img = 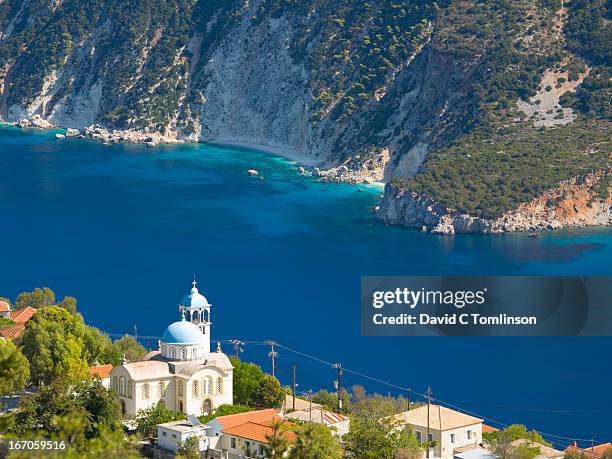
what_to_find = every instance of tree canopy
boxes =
[0,339,30,395]
[231,357,284,408]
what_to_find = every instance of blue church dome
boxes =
[161,315,206,344]
[180,280,210,309]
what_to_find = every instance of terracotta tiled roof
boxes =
[223,420,297,445]
[0,324,25,339]
[566,443,612,458]
[391,404,483,430]
[591,444,612,456]
[483,424,500,433]
[0,301,10,313]
[11,306,36,324]
[215,409,280,431]
[90,364,113,379]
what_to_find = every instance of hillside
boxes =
[0,0,609,233]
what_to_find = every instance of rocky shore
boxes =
[9,117,183,146]
[378,170,611,234]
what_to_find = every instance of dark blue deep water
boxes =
[0,127,610,441]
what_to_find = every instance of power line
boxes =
[272,341,604,445]
[101,329,604,445]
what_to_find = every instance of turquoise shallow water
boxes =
[0,127,610,439]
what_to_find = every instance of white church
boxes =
[110,280,233,417]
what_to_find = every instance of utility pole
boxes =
[334,363,343,413]
[292,365,297,412]
[229,339,244,361]
[307,390,313,422]
[266,340,277,378]
[426,387,432,459]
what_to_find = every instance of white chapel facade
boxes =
[110,280,233,417]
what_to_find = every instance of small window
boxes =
[171,348,176,358]
[178,380,184,396]
[158,381,164,398]
[216,377,223,394]
[415,431,422,442]
[162,431,167,436]
[172,434,177,439]
[428,433,433,442]
[467,430,473,440]
[181,348,187,360]
[142,383,150,399]
[192,380,199,397]
[231,437,236,449]
[450,433,456,443]
[127,380,133,398]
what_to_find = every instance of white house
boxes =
[110,280,233,417]
[157,419,210,453]
[391,404,483,459]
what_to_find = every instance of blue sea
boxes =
[0,127,610,441]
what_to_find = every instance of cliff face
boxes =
[379,171,611,234]
[0,0,480,180]
[0,0,609,233]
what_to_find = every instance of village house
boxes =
[89,364,113,389]
[205,409,296,457]
[391,404,483,459]
[157,417,210,453]
[565,442,612,459]
[0,305,37,340]
[110,280,233,417]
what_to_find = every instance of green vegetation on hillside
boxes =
[394,119,610,218]
[391,0,611,218]
[561,0,611,120]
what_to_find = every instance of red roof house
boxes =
[10,306,37,324]
[0,324,25,340]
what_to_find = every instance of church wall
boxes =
[183,369,233,416]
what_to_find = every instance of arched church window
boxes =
[203,310,209,322]
[216,377,223,394]
[158,381,164,398]
[181,348,187,360]
[207,377,213,395]
[112,376,118,392]
[171,348,176,359]
[192,380,199,398]
[127,381,133,398]
[192,348,198,359]
[119,376,126,396]
[142,383,150,400]
[178,380,184,397]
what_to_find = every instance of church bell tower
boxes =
[178,278,211,353]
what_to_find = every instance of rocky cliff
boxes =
[0,0,609,233]
[378,170,611,234]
